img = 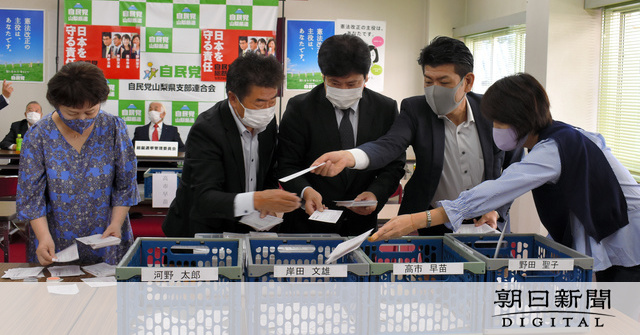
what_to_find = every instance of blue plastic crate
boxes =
[245,237,370,282]
[143,168,181,199]
[116,237,242,282]
[360,236,485,282]
[446,234,593,282]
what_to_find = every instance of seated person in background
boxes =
[1,101,43,150]
[277,34,405,236]
[162,53,301,237]
[1,79,13,111]
[132,102,185,183]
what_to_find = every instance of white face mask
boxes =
[325,85,363,110]
[26,112,41,125]
[148,110,163,124]
[238,101,276,129]
[424,78,466,116]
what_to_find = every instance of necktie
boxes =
[152,124,159,141]
[339,108,355,149]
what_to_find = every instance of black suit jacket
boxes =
[0,95,7,111]
[162,100,279,237]
[360,93,520,234]
[277,84,406,236]
[0,119,29,149]
[132,122,185,152]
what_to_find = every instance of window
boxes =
[464,25,526,94]
[598,4,640,181]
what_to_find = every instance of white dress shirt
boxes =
[148,121,163,140]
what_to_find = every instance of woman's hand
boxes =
[369,214,418,242]
[474,210,499,229]
[36,234,56,266]
[102,222,123,239]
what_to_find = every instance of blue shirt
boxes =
[439,129,640,271]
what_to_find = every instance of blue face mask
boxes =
[493,126,527,151]
[57,110,97,134]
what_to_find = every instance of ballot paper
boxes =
[52,243,79,263]
[81,276,117,288]
[454,224,500,234]
[76,234,121,249]
[309,209,343,223]
[239,212,283,231]
[278,162,326,183]
[47,284,79,295]
[2,267,44,280]
[48,265,85,277]
[335,200,378,207]
[82,263,116,277]
[325,228,374,264]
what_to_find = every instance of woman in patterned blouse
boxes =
[17,62,140,265]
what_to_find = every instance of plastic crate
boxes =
[116,238,243,335]
[116,237,242,282]
[446,233,594,282]
[245,237,370,282]
[143,168,181,199]
[360,236,485,282]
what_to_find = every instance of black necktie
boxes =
[339,108,355,149]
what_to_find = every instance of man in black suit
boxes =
[132,102,185,151]
[132,101,185,183]
[1,101,42,150]
[312,36,521,235]
[102,32,114,58]
[163,53,300,237]
[277,34,405,236]
[0,79,13,111]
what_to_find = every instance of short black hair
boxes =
[481,73,553,140]
[418,36,474,79]
[318,34,371,77]
[122,34,130,41]
[239,36,247,42]
[114,33,121,40]
[250,38,257,43]
[46,62,110,109]
[102,32,111,38]
[226,52,283,102]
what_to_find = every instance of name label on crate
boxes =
[135,140,178,157]
[392,263,464,275]
[140,267,219,281]
[508,259,574,271]
[273,265,348,278]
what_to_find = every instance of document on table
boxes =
[325,228,374,264]
[53,243,79,263]
[82,262,116,277]
[2,267,44,280]
[335,200,378,207]
[76,234,121,249]
[278,162,326,183]
[81,276,117,288]
[454,224,499,234]
[309,209,343,223]
[239,212,283,231]
[48,265,85,277]
[47,284,79,295]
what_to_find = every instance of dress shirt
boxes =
[439,129,640,271]
[148,122,163,140]
[350,99,483,208]
[229,102,267,217]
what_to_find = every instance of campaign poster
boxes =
[336,19,386,92]
[0,9,45,82]
[285,20,335,90]
[201,29,276,82]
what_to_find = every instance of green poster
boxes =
[226,5,252,30]
[119,100,145,125]
[200,1,226,4]
[107,79,119,100]
[65,0,92,25]
[146,28,173,53]
[119,1,146,27]
[174,4,199,28]
[253,0,278,6]
[172,102,199,126]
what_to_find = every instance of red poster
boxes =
[201,29,276,82]
[64,25,141,79]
